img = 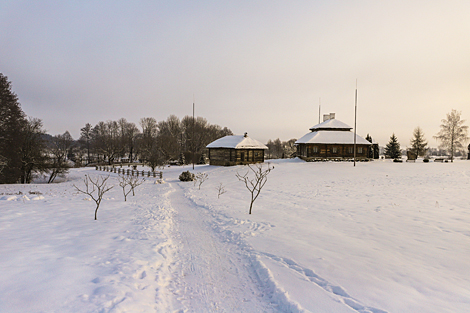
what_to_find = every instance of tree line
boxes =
[384,110,469,161]
[1,73,232,184]
[77,115,232,169]
[265,138,297,159]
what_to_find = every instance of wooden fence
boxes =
[96,166,162,179]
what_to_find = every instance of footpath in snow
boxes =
[166,182,277,312]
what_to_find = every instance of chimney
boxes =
[244,132,248,137]
[323,113,335,122]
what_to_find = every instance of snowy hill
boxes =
[1,159,469,312]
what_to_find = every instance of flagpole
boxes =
[192,95,195,170]
[354,80,357,167]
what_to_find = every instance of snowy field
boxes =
[1,159,469,313]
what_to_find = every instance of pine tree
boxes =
[410,127,428,157]
[178,152,186,165]
[0,73,27,183]
[385,133,401,159]
[365,134,374,158]
[365,134,380,159]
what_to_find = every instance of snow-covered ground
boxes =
[1,159,469,312]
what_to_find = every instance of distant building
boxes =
[295,113,371,161]
[206,133,268,166]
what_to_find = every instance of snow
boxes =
[309,118,353,131]
[206,135,268,149]
[295,130,371,145]
[1,160,470,312]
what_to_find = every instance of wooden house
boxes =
[206,133,268,166]
[295,113,371,161]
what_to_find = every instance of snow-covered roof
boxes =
[295,130,371,145]
[309,119,352,131]
[206,135,268,150]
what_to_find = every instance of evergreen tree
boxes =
[199,153,207,164]
[365,134,380,159]
[385,133,401,159]
[410,127,428,157]
[178,152,186,165]
[365,134,374,158]
[0,73,27,183]
[373,144,380,159]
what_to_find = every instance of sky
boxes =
[1,0,469,148]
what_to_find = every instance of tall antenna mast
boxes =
[318,98,321,124]
[353,79,358,167]
[192,94,195,170]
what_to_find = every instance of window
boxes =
[313,146,318,153]
[332,147,337,154]
[349,147,353,154]
[358,147,363,154]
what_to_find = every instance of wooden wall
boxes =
[208,148,265,166]
[296,143,371,161]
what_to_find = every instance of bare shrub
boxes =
[216,182,226,199]
[118,175,145,201]
[74,175,114,220]
[236,163,273,214]
[194,172,209,189]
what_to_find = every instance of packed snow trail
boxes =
[166,182,281,312]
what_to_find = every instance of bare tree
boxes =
[0,155,6,174]
[236,163,273,214]
[20,118,48,183]
[74,175,114,220]
[215,182,226,199]
[118,118,140,163]
[118,175,144,201]
[434,110,469,162]
[146,146,166,171]
[79,123,93,164]
[157,115,182,160]
[194,172,209,189]
[48,131,74,183]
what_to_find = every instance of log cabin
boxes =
[295,113,371,161]
[206,133,268,166]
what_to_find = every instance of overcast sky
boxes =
[1,0,469,148]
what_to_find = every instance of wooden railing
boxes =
[95,166,162,179]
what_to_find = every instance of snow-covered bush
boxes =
[179,171,195,182]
